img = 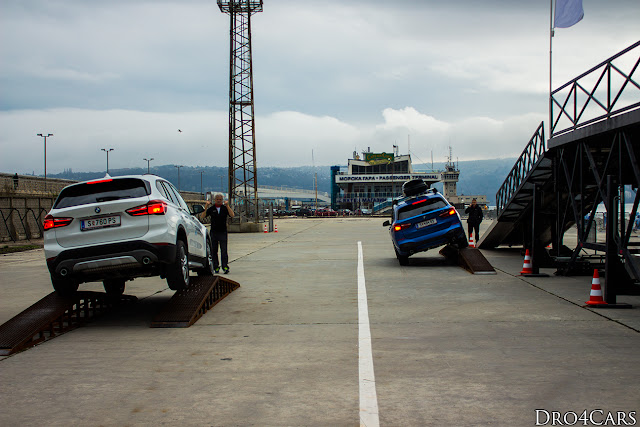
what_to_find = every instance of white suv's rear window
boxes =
[54,178,150,209]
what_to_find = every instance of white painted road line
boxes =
[358,241,380,427]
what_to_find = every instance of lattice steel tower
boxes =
[218,0,263,223]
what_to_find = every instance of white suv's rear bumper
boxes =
[46,239,178,284]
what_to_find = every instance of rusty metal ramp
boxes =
[151,276,240,328]
[0,292,137,356]
[440,245,496,275]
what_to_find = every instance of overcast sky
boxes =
[1,0,638,174]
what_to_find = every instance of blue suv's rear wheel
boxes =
[395,248,409,265]
[453,231,469,249]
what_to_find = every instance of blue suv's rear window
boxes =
[54,178,150,209]
[398,197,447,220]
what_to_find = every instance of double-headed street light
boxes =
[143,157,154,174]
[37,133,53,190]
[174,165,183,191]
[101,148,114,174]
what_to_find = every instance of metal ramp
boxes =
[0,276,240,355]
[0,292,137,356]
[439,245,496,275]
[151,276,240,328]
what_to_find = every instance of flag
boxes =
[554,0,584,28]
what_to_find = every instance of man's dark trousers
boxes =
[467,223,480,240]
[211,231,228,269]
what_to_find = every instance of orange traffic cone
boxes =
[585,269,608,306]
[519,249,533,275]
[274,224,278,233]
[264,224,268,233]
[468,233,475,248]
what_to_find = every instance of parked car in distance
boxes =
[295,208,313,217]
[383,180,467,265]
[43,174,215,295]
[316,208,338,217]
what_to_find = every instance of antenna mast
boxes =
[218,0,263,224]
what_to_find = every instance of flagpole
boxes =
[549,0,554,140]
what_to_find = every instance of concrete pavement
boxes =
[0,218,638,426]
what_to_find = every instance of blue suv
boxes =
[383,180,467,265]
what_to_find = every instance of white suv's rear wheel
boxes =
[103,279,126,296]
[51,277,79,295]
[197,238,215,276]
[167,240,189,290]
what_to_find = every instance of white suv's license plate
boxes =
[81,215,121,231]
[416,218,437,229]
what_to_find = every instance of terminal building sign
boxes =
[364,152,394,165]
[336,173,440,183]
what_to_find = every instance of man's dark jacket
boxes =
[206,205,230,233]
[465,204,483,225]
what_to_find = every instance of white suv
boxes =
[44,174,214,295]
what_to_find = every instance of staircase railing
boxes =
[495,122,545,215]
[551,40,640,138]
[373,199,393,213]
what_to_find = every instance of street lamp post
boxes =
[143,157,154,173]
[199,170,204,197]
[101,148,114,174]
[174,165,183,191]
[37,133,53,191]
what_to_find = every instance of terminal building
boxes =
[330,149,487,213]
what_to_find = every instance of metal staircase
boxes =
[478,123,555,249]
[478,41,640,302]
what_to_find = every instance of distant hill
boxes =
[48,165,332,195]
[415,158,517,205]
[46,158,519,205]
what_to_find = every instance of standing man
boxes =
[465,198,483,241]
[201,194,235,274]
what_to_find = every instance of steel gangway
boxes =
[478,41,640,303]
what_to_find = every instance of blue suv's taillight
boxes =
[393,223,411,232]
[439,208,457,218]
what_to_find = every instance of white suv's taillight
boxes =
[126,200,168,216]
[44,214,73,231]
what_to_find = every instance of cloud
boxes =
[376,107,450,134]
[29,68,121,83]
[0,108,227,174]
[259,111,361,166]
[1,0,638,175]
[0,107,545,175]
[366,107,545,163]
